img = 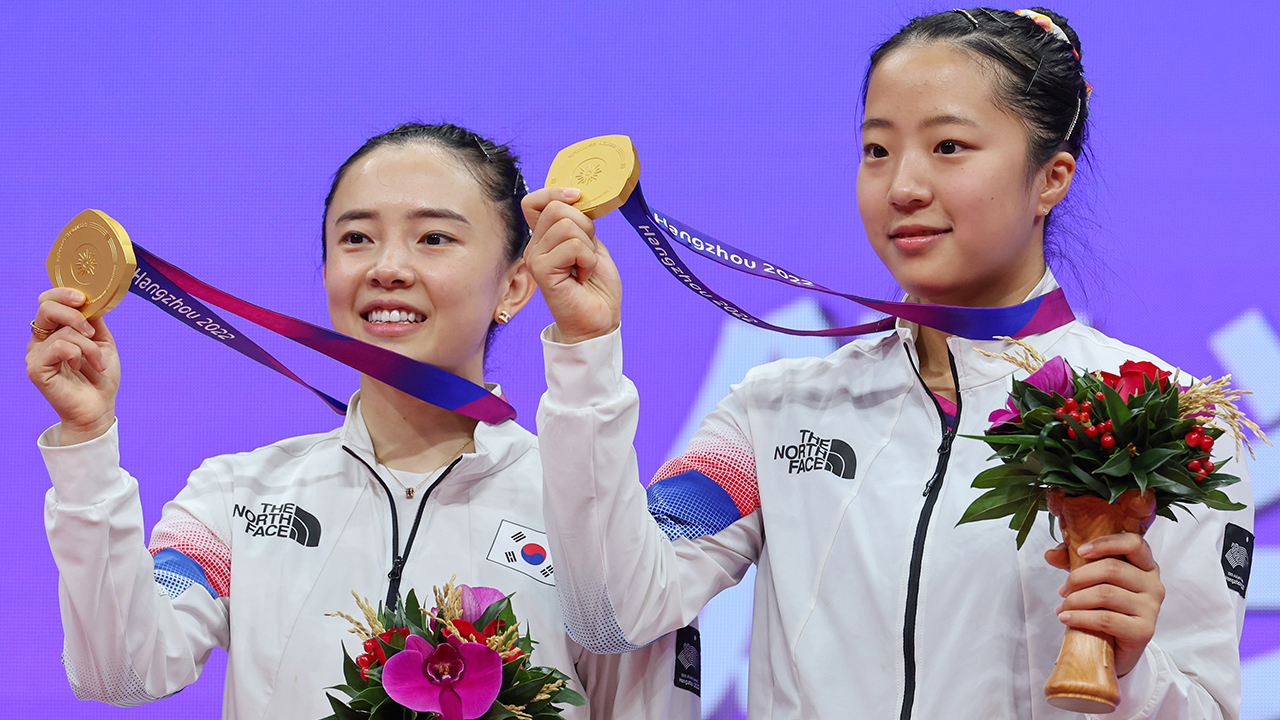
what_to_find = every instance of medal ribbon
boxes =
[618,185,1075,339]
[126,244,516,423]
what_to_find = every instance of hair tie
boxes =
[1015,9,1079,60]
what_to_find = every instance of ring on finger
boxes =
[30,320,56,337]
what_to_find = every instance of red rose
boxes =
[1099,360,1171,401]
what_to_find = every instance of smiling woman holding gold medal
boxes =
[26,123,697,719]
[526,8,1251,719]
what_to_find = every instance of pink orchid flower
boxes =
[989,355,1075,428]
[381,634,502,720]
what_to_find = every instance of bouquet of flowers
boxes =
[958,340,1259,547]
[956,339,1264,712]
[322,578,585,720]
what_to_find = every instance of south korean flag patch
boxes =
[487,520,555,586]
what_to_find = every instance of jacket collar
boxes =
[338,387,536,491]
[890,267,1079,390]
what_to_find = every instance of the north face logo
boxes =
[774,429,857,479]
[233,502,322,547]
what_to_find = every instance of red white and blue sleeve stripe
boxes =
[148,515,231,600]
[646,418,759,540]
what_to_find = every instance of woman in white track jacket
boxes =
[27,123,696,720]
[523,8,1252,720]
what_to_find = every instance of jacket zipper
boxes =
[343,446,464,611]
[899,344,962,720]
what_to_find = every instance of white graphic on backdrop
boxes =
[1212,309,1280,720]
[683,305,1280,719]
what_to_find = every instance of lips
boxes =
[889,225,950,240]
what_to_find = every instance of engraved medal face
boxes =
[545,135,640,219]
[47,209,137,318]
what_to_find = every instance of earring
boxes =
[496,311,512,324]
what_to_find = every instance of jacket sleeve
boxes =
[41,421,231,706]
[573,628,701,720]
[538,325,763,653]
[1098,449,1253,720]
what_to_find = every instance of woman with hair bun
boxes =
[526,8,1249,718]
[28,123,697,719]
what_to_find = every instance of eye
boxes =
[422,232,455,246]
[340,231,371,245]
[864,144,889,159]
[937,140,961,155]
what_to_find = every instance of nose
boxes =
[367,240,415,288]
[886,152,933,211]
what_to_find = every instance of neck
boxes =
[358,375,480,473]
[912,265,1050,400]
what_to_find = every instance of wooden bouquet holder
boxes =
[1044,489,1156,714]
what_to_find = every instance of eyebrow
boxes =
[861,114,980,132]
[333,207,471,225]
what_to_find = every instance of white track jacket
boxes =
[536,275,1253,720]
[40,392,698,720]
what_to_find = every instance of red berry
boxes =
[1201,436,1215,452]
[1188,460,1202,472]
[1197,468,1208,480]
[1101,434,1116,449]
[1068,428,1077,439]
[1205,460,1216,473]
[356,654,374,668]
[1055,406,1065,415]
[1085,425,1099,438]
[360,667,370,681]
[1065,398,1079,412]
[1069,410,1082,421]
[363,638,377,653]
[1082,401,1094,413]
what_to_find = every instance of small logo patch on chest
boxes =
[232,502,322,547]
[773,429,857,479]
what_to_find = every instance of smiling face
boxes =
[857,43,1067,307]
[324,143,531,383]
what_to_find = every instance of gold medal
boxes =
[47,209,137,319]
[545,135,640,219]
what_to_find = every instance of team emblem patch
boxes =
[487,520,555,586]
[673,625,701,695]
[1222,522,1254,598]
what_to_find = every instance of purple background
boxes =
[6,2,1280,718]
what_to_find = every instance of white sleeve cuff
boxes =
[541,323,626,408]
[39,420,129,507]
[1096,645,1161,719]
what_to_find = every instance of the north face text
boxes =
[774,429,857,479]
[233,502,322,547]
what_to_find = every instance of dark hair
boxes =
[321,122,530,264]
[862,7,1092,285]
[321,122,531,362]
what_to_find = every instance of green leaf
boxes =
[552,686,587,707]
[1200,489,1247,512]
[957,486,1041,525]
[500,671,555,706]
[327,693,369,720]
[343,647,369,691]
[1134,448,1179,474]
[1095,452,1132,477]
[1156,505,1178,521]
[1012,489,1046,549]
[478,702,520,720]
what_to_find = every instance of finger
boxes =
[537,234,599,286]
[40,335,92,376]
[1079,532,1157,572]
[45,326,107,374]
[38,287,89,308]
[522,187,582,230]
[531,200,597,253]
[1056,583,1155,618]
[1059,557,1163,598]
[34,299,96,339]
[1057,608,1152,644]
[1044,543,1070,571]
